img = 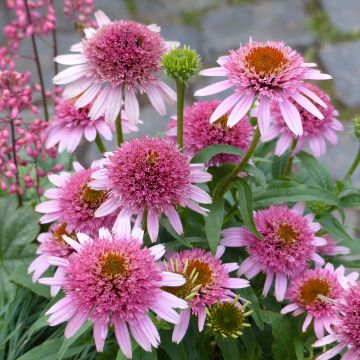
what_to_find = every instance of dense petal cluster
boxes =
[167,100,253,165]
[313,282,360,360]
[262,84,344,157]
[36,162,116,236]
[39,228,187,358]
[196,41,331,136]
[53,11,177,124]
[222,204,325,301]
[163,248,249,343]
[90,137,212,242]
[63,0,95,27]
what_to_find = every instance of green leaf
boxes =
[297,152,334,190]
[236,179,262,239]
[238,286,264,331]
[159,330,188,360]
[243,164,267,190]
[216,338,241,360]
[191,144,244,164]
[253,181,339,209]
[318,213,353,243]
[9,263,50,298]
[133,347,158,360]
[159,218,193,248]
[17,338,62,360]
[261,310,296,360]
[58,321,92,359]
[205,198,224,254]
[340,193,360,208]
[294,337,304,360]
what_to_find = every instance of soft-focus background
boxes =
[1,0,360,228]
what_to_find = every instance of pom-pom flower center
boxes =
[299,278,331,306]
[80,185,108,208]
[99,251,128,279]
[53,223,76,245]
[276,223,298,247]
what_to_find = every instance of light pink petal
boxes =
[35,200,61,213]
[199,67,228,77]
[172,309,190,344]
[62,77,93,100]
[278,97,303,136]
[47,256,69,267]
[194,80,234,97]
[227,93,255,127]
[105,87,122,124]
[215,245,225,259]
[128,321,152,351]
[75,82,102,108]
[324,128,338,144]
[313,236,327,246]
[160,272,186,287]
[125,88,139,124]
[63,235,82,252]
[189,185,212,204]
[66,128,83,153]
[261,125,280,142]
[55,54,87,65]
[291,92,324,119]
[93,321,108,352]
[149,244,165,261]
[51,267,65,297]
[237,257,256,277]
[223,262,239,273]
[209,93,243,123]
[47,302,77,325]
[89,87,111,120]
[147,85,166,115]
[275,134,293,156]
[313,334,339,347]
[29,255,50,282]
[341,349,356,360]
[150,302,180,324]
[302,313,313,332]
[147,210,160,243]
[94,197,119,217]
[95,121,113,141]
[263,271,274,296]
[84,126,97,142]
[43,188,62,200]
[292,202,305,214]
[157,81,176,104]
[297,84,327,108]
[137,316,160,348]
[113,315,132,359]
[257,97,271,136]
[73,161,84,172]
[221,227,248,247]
[316,344,346,360]
[157,291,188,310]
[65,310,89,338]
[112,209,132,238]
[53,64,89,85]
[281,303,299,314]
[330,119,344,131]
[309,136,326,157]
[314,318,325,339]
[164,206,183,235]
[227,278,250,289]
[39,212,60,223]
[275,273,287,301]
[303,69,332,80]
[245,262,262,279]
[198,308,206,332]
[94,10,111,27]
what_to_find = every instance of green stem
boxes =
[344,145,360,180]
[115,110,124,146]
[95,134,106,154]
[176,80,186,150]
[283,139,298,176]
[214,126,261,199]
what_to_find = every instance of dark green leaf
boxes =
[159,218,193,248]
[297,152,334,190]
[17,339,62,360]
[340,193,360,208]
[318,213,353,243]
[243,164,266,190]
[236,179,262,239]
[205,198,224,254]
[191,144,244,164]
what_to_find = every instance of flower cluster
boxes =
[63,0,96,28]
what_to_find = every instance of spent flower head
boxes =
[162,45,201,84]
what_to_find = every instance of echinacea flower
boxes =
[46,99,141,153]
[162,247,250,343]
[28,223,77,296]
[221,203,325,301]
[261,83,344,157]
[318,235,350,257]
[39,227,187,358]
[281,263,358,339]
[90,137,212,242]
[313,282,360,360]
[53,10,177,124]
[167,100,253,165]
[195,41,331,136]
[36,162,116,236]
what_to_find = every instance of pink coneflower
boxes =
[313,282,360,360]
[318,235,350,257]
[195,41,331,136]
[90,137,212,242]
[281,263,358,339]
[261,84,343,157]
[46,99,140,153]
[162,247,250,343]
[221,203,326,301]
[36,162,116,236]
[167,100,253,165]
[39,227,187,358]
[28,223,77,296]
[53,10,177,124]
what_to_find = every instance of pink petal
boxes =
[281,303,299,314]
[275,134,293,156]
[75,83,102,108]
[172,309,190,344]
[147,85,166,115]
[93,321,108,352]
[89,87,111,120]
[95,121,113,141]
[113,315,132,359]
[275,273,287,301]
[55,54,87,65]
[227,278,250,289]
[65,310,89,338]
[105,87,122,125]
[62,78,93,100]
[164,206,183,235]
[198,308,206,331]
[35,200,61,213]
[227,93,255,127]
[94,197,119,217]
[147,210,160,243]
[291,92,324,119]
[302,313,313,332]
[125,88,139,124]
[53,64,89,85]
[94,10,111,27]
[160,272,186,287]
[209,93,242,123]
[194,80,234,97]
[278,97,303,136]
[84,126,97,142]
[257,97,271,136]
[199,67,228,77]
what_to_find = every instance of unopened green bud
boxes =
[162,45,201,84]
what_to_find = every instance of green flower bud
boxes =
[162,45,201,84]
[307,201,332,216]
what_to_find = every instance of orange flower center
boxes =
[214,115,229,130]
[80,185,107,208]
[276,223,298,247]
[145,149,159,166]
[299,278,331,306]
[53,223,77,244]
[99,251,128,278]
[245,46,288,75]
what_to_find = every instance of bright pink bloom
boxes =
[195,41,331,136]
[318,235,350,257]
[281,263,358,339]
[63,0,95,27]
[163,247,249,343]
[313,282,360,360]
[28,223,77,296]
[167,100,253,165]
[90,137,212,242]
[39,227,187,358]
[262,84,343,157]
[53,10,178,124]
[221,203,325,301]
[46,99,141,153]
[36,162,116,236]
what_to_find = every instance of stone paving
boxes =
[1,0,360,229]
